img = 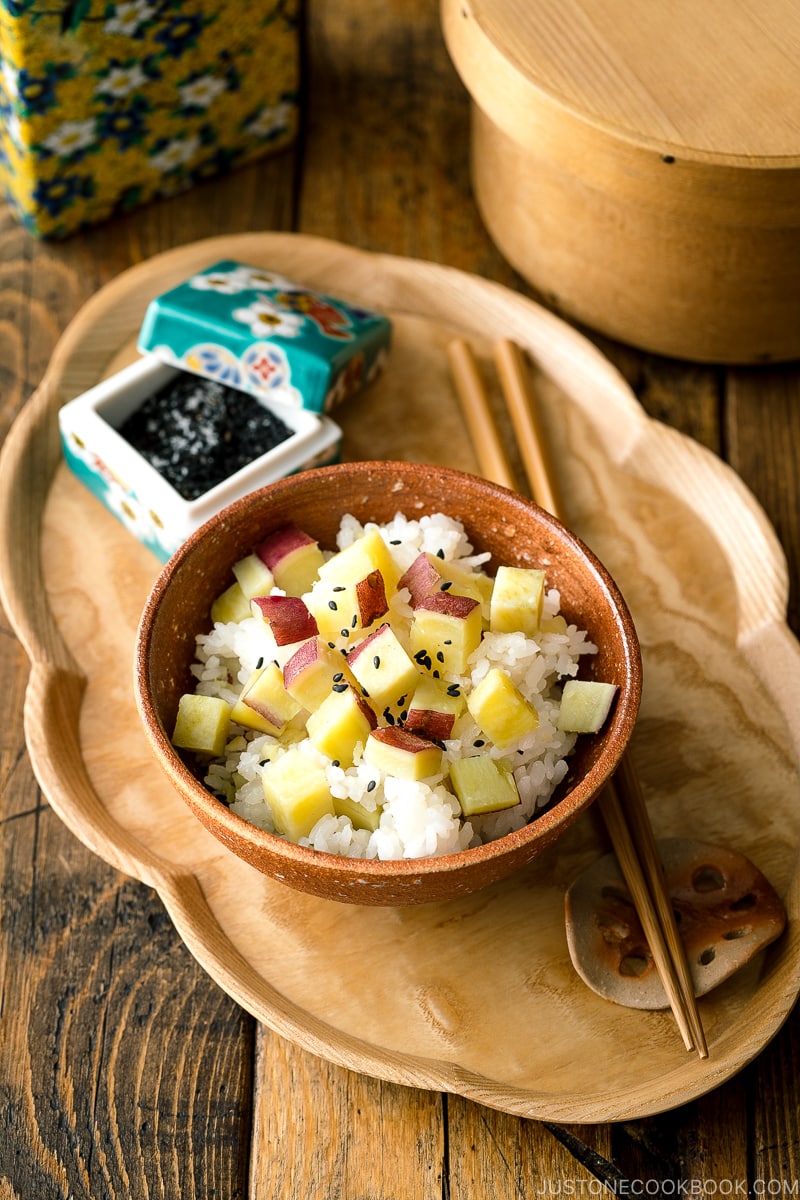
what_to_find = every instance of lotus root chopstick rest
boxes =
[564,838,787,1009]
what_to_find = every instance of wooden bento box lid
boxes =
[442,0,800,165]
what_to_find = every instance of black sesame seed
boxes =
[389,539,401,545]
[400,710,408,721]
[332,672,344,682]
[423,656,433,670]
[328,600,338,610]
[373,655,381,668]
[367,779,377,791]
[443,639,452,645]
[256,656,264,669]
[328,641,336,649]
[331,760,340,767]
[332,682,348,693]
[441,581,453,591]
[414,649,428,663]
[117,372,294,501]
[446,684,461,696]
[341,629,350,638]
[433,670,440,678]
[474,739,485,747]
[361,686,370,697]
[351,614,358,627]
[332,585,345,592]
[397,695,407,706]
[436,548,445,559]
[386,711,396,725]
[436,651,445,663]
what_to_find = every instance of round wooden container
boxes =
[442,0,800,363]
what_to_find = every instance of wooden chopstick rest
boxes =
[564,838,787,1009]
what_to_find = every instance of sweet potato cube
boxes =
[467,667,539,747]
[363,726,443,780]
[440,558,494,616]
[399,551,492,619]
[489,565,546,636]
[540,615,569,636]
[261,748,335,841]
[255,524,326,596]
[346,623,420,715]
[283,637,354,711]
[304,569,389,641]
[172,693,232,757]
[557,680,618,733]
[409,592,482,675]
[231,661,302,735]
[317,527,401,592]
[397,552,443,606]
[232,552,275,600]
[404,675,465,741]
[449,755,520,816]
[333,793,383,832]
[250,595,318,645]
[210,581,252,625]
[306,684,377,768]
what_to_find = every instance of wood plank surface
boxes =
[1,0,799,1197]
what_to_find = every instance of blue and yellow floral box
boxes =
[138,259,393,412]
[0,0,299,238]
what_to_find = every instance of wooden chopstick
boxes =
[447,335,708,1058]
[447,339,519,490]
[492,337,707,1058]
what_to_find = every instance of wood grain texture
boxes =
[4,233,799,1124]
[1,0,800,1195]
[447,0,800,157]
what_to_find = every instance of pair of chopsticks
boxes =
[447,337,708,1059]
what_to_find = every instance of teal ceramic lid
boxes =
[138,259,392,414]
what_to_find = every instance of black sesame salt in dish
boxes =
[118,371,295,502]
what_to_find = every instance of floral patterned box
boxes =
[58,355,343,562]
[138,259,393,412]
[0,0,299,238]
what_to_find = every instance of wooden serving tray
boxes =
[2,233,800,1123]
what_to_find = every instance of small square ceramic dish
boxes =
[59,356,342,563]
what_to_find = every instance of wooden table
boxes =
[2,2,799,1195]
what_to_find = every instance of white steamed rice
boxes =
[188,511,598,860]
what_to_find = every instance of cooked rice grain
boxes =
[192,511,597,860]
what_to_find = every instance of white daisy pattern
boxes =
[178,75,228,110]
[244,102,293,139]
[232,298,305,339]
[96,64,149,99]
[43,119,96,157]
[188,265,295,295]
[104,0,159,37]
[229,265,295,292]
[149,135,201,173]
